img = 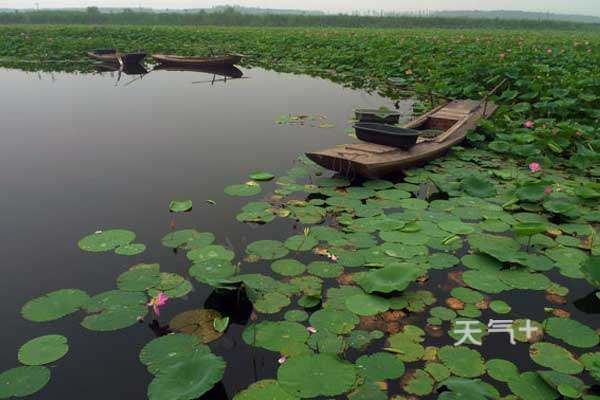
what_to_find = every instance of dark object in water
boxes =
[87,49,146,65]
[94,62,149,75]
[153,64,244,79]
[353,123,420,149]
[354,108,401,124]
[152,53,243,68]
[307,99,498,178]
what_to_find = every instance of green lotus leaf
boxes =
[485,359,519,382]
[439,346,485,378]
[242,321,309,353]
[315,177,350,188]
[169,199,192,212]
[537,371,587,397]
[437,377,500,400]
[83,290,146,313]
[347,381,387,400]
[21,289,90,322]
[233,380,297,400]
[515,181,551,202]
[325,286,365,311]
[581,256,600,288]
[169,309,224,344]
[461,254,503,271]
[284,235,318,251]
[479,219,511,233]
[117,264,161,292]
[394,290,437,312]
[0,366,50,398]
[428,253,460,270]
[544,317,599,348]
[508,371,560,400]
[290,275,322,297]
[254,292,291,314]
[77,229,135,252]
[430,306,457,321]
[468,233,521,261]
[439,220,476,235]
[376,188,411,200]
[309,309,358,334]
[213,317,229,333]
[512,222,548,236]
[249,171,275,181]
[403,369,434,396]
[147,351,226,400]
[387,328,425,362]
[356,352,405,381]
[189,259,236,286]
[462,270,510,294]
[140,333,208,375]
[187,245,235,262]
[81,305,147,331]
[355,265,421,294]
[18,335,68,366]
[543,198,579,218]
[271,259,306,277]
[363,179,394,190]
[277,354,357,398]
[224,182,262,196]
[345,294,390,316]
[499,269,552,290]
[307,261,343,278]
[424,363,450,382]
[161,229,212,249]
[462,174,497,198]
[246,240,289,260]
[307,330,346,354]
[489,300,511,314]
[530,342,583,374]
[379,231,429,245]
[115,243,146,256]
[284,309,308,322]
[347,330,379,350]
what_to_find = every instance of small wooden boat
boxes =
[87,49,146,65]
[152,53,243,68]
[353,123,420,149]
[354,108,401,124]
[306,99,498,178]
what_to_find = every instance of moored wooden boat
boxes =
[87,49,146,65]
[306,99,498,178]
[152,53,243,68]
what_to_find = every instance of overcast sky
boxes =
[1,0,598,16]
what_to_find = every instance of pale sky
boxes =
[0,0,599,16]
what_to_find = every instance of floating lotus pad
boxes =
[309,309,359,334]
[271,259,306,277]
[18,335,69,366]
[0,366,50,398]
[249,171,275,181]
[169,309,224,344]
[307,330,346,354]
[147,351,226,400]
[254,292,291,314]
[437,378,500,400]
[115,243,146,256]
[77,229,136,252]
[242,321,309,353]
[544,317,599,348]
[507,371,560,400]
[21,289,90,322]
[284,235,318,251]
[356,352,405,381]
[355,265,421,294]
[306,261,343,278]
[485,359,519,382]
[403,369,434,396]
[345,294,390,316]
[117,264,161,292]
[187,245,235,263]
[439,346,485,378]
[169,199,193,212]
[284,309,308,322]
[224,182,262,196]
[277,354,357,398]
[140,333,209,375]
[529,342,583,374]
[246,240,289,260]
[161,230,214,249]
[233,380,297,400]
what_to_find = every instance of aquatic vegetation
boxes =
[17,335,69,366]
[21,288,90,322]
[168,199,193,213]
[147,292,168,318]
[77,229,136,253]
[0,366,51,398]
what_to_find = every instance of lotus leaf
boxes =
[254,292,291,314]
[246,240,289,260]
[355,265,421,294]
[271,259,306,277]
[347,381,386,400]
[403,369,434,396]
[277,354,357,398]
[242,321,309,353]
[306,261,343,278]
[224,182,262,196]
[345,294,390,316]
[161,230,214,249]
[284,310,308,322]
[437,377,500,400]
[169,199,192,212]
[21,289,90,322]
[115,243,146,256]
[117,265,161,292]
[77,229,135,252]
[462,270,510,294]
[147,351,226,400]
[530,342,583,374]
[544,317,599,348]
[187,245,235,262]
[0,366,50,398]
[189,259,236,286]
[424,363,451,382]
[508,372,560,400]
[537,371,587,397]
[233,380,298,400]
[489,300,511,314]
[439,346,485,378]
[356,352,405,381]
[284,235,318,251]
[462,174,497,198]
[309,309,358,334]
[485,359,519,382]
[169,309,223,344]
[140,333,208,375]
[307,330,346,354]
[18,335,68,366]
[249,171,274,181]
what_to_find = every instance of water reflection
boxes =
[573,290,600,314]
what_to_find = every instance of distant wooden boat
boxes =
[152,54,243,68]
[353,123,420,149]
[306,99,498,178]
[87,49,146,65]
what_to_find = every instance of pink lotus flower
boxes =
[307,326,317,334]
[544,186,553,195]
[529,162,542,173]
[147,292,169,317]
[547,48,553,55]
[523,120,535,129]
[328,253,337,262]
[278,356,287,364]
[576,131,583,138]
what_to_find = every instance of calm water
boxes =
[0,66,400,399]
[1,66,597,400]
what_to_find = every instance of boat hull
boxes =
[354,123,420,149]
[306,100,498,178]
[87,51,146,65]
[152,54,243,67]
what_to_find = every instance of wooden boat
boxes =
[353,123,420,149]
[354,108,401,124]
[306,99,498,178]
[152,53,243,68]
[153,64,243,79]
[87,49,146,65]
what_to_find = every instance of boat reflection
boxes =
[154,64,245,85]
